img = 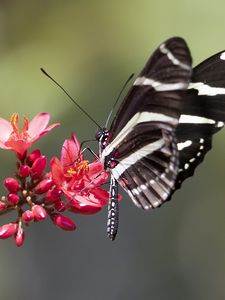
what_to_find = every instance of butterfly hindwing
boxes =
[113,131,179,209]
[175,50,225,189]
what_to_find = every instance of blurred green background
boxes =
[0,1,225,299]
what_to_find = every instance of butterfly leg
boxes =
[107,175,119,241]
[79,147,99,160]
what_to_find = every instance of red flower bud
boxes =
[34,179,54,194]
[32,205,47,221]
[15,227,24,247]
[4,178,20,192]
[52,214,76,231]
[26,149,41,166]
[19,165,31,177]
[0,223,18,239]
[54,201,66,212]
[46,189,62,202]
[22,210,34,223]
[0,202,7,211]
[31,156,47,179]
[7,193,19,205]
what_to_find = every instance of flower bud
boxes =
[26,149,41,166]
[54,201,66,212]
[0,202,7,211]
[22,210,34,223]
[31,156,47,179]
[34,179,54,194]
[32,205,47,221]
[19,165,31,177]
[52,214,76,231]
[0,223,18,239]
[7,193,19,205]
[15,227,24,247]
[46,189,62,202]
[4,178,20,192]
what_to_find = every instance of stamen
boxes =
[10,113,19,137]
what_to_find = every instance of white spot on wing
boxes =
[220,52,225,60]
[133,188,139,195]
[184,163,189,170]
[177,140,192,150]
[144,205,151,210]
[152,201,160,208]
[140,184,147,190]
[217,121,224,128]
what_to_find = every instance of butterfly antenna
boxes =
[104,73,134,128]
[40,68,101,128]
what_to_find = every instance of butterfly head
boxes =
[95,127,110,150]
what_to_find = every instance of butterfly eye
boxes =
[95,128,103,141]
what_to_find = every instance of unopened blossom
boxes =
[4,178,20,192]
[19,165,31,177]
[0,223,18,239]
[22,210,34,223]
[7,193,19,205]
[51,214,76,231]
[31,156,47,178]
[15,225,24,247]
[32,205,47,221]
[0,202,6,211]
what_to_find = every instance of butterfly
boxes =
[95,37,225,240]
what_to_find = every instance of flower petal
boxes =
[88,188,109,206]
[0,117,13,142]
[27,113,50,138]
[61,133,82,166]
[69,201,102,215]
[0,140,10,150]
[87,161,109,186]
[50,157,66,186]
[5,139,31,157]
[30,123,60,143]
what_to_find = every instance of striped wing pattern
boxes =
[175,50,225,188]
[102,37,192,210]
[113,131,178,209]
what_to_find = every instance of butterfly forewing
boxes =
[109,37,192,140]
[102,37,192,209]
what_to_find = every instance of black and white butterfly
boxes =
[94,37,225,240]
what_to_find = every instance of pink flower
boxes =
[0,113,59,159]
[50,134,109,214]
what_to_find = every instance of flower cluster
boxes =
[0,113,109,246]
